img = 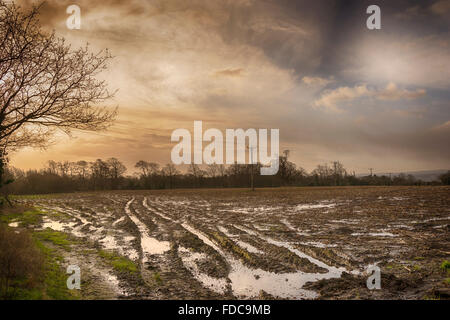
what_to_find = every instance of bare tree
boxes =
[331,161,346,186]
[90,159,110,190]
[46,160,58,175]
[217,164,226,187]
[75,160,89,179]
[107,158,126,179]
[135,160,150,177]
[206,164,219,178]
[58,161,70,177]
[148,162,160,175]
[162,163,179,189]
[278,150,297,184]
[439,171,450,185]
[0,3,116,198]
[188,164,205,188]
[0,3,116,148]
[312,164,331,185]
[106,157,126,189]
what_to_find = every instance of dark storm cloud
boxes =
[22,0,447,80]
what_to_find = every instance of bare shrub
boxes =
[0,225,44,299]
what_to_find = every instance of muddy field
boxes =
[13,186,450,299]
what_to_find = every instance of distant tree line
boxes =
[3,151,447,195]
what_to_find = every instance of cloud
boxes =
[301,76,334,87]
[376,82,426,101]
[395,2,449,20]
[342,32,450,89]
[214,68,244,77]
[314,83,426,112]
[391,107,427,119]
[432,120,450,131]
[313,85,370,112]
[430,0,450,15]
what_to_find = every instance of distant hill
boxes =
[357,169,448,182]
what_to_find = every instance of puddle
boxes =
[66,253,128,298]
[124,198,170,261]
[389,224,414,230]
[99,234,139,261]
[178,246,229,294]
[294,203,336,211]
[42,219,70,232]
[143,198,174,221]
[244,226,343,274]
[105,273,128,297]
[40,215,106,240]
[233,224,258,236]
[112,216,126,226]
[217,226,263,254]
[218,208,251,214]
[330,219,360,225]
[281,219,310,236]
[45,206,90,225]
[253,225,271,231]
[420,216,450,223]
[219,206,282,215]
[351,231,397,237]
[299,241,337,248]
[182,223,344,299]
[41,217,78,232]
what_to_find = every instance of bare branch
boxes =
[0,1,117,152]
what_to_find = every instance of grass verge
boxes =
[98,250,138,274]
[0,205,78,299]
[0,206,45,227]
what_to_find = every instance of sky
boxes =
[10,0,450,174]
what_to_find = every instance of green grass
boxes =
[385,263,404,270]
[98,250,138,274]
[212,232,255,265]
[423,294,440,300]
[0,207,45,226]
[153,272,162,285]
[440,260,450,272]
[34,238,79,300]
[37,206,71,220]
[34,229,72,251]
[10,194,59,200]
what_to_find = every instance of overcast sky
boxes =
[11,0,450,174]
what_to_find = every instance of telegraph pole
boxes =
[248,146,255,191]
[333,161,338,186]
